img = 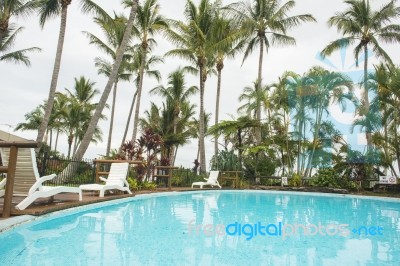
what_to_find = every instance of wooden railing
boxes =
[0,141,38,218]
[153,166,179,190]
[220,171,242,188]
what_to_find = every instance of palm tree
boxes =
[211,12,245,160]
[150,69,198,135]
[36,0,107,147]
[84,12,134,156]
[321,0,400,146]
[72,0,139,161]
[0,26,40,65]
[0,0,37,43]
[303,66,354,176]
[126,49,163,143]
[63,76,103,157]
[226,0,316,143]
[15,104,44,133]
[150,68,198,160]
[208,116,261,168]
[124,0,168,143]
[165,0,219,173]
[140,100,197,164]
[238,80,268,119]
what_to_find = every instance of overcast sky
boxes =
[1,0,399,168]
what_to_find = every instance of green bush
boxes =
[289,173,302,187]
[127,177,139,191]
[142,181,157,191]
[312,168,355,189]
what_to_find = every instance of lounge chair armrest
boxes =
[99,176,107,182]
[39,174,57,183]
[122,178,130,188]
[28,174,57,195]
[204,178,209,181]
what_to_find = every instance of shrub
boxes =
[289,173,302,187]
[127,177,139,191]
[312,168,355,189]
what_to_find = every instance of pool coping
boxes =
[1,189,400,233]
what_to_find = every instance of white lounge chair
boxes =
[79,162,132,200]
[15,149,80,210]
[192,171,222,189]
[0,178,6,197]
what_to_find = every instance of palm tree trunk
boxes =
[255,38,264,144]
[55,129,60,152]
[173,146,178,165]
[70,1,138,164]
[364,45,372,147]
[131,47,147,142]
[106,81,118,156]
[121,89,138,148]
[214,66,222,162]
[36,4,69,147]
[0,18,9,47]
[199,66,206,174]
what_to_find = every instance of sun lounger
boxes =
[79,162,132,200]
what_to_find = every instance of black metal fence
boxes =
[37,153,95,187]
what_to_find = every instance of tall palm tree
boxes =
[321,0,400,146]
[72,0,139,161]
[0,26,40,65]
[0,0,37,43]
[165,0,219,173]
[84,12,134,156]
[303,66,354,176]
[36,0,106,147]
[124,0,168,143]
[226,0,315,143]
[211,12,245,160]
[126,49,163,143]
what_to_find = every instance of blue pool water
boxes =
[0,191,400,265]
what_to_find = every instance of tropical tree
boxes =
[63,76,103,157]
[15,104,44,133]
[0,27,40,65]
[226,0,316,143]
[125,49,163,144]
[124,0,169,143]
[140,100,197,164]
[321,0,400,146]
[211,12,245,160]
[71,0,139,162]
[208,116,261,168]
[365,64,400,176]
[303,66,354,176]
[36,0,107,147]
[165,0,219,173]
[84,12,134,156]
[150,68,198,136]
[0,0,37,43]
[238,80,268,119]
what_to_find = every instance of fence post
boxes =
[41,152,48,176]
[92,159,97,183]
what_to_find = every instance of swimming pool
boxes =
[0,191,399,265]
